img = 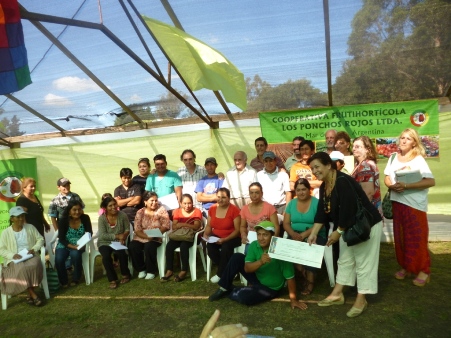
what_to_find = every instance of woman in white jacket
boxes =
[0,206,44,306]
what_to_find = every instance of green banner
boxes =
[259,99,439,143]
[0,158,37,234]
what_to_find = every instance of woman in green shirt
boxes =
[283,178,326,295]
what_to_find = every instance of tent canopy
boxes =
[0,0,449,146]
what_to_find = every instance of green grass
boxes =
[1,242,450,338]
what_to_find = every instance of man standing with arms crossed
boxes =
[114,168,141,226]
[195,157,223,216]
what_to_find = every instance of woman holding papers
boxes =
[203,187,241,283]
[283,178,325,295]
[55,200,93,287]
[240,182,279,243]
[98,196,131,289]
[0,206,44,306]
[352,136,382,215]
[384,128,435,286]
[307,152,383,318]
[128,191,170,280]
[162,194,202,282]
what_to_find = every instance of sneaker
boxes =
[209,288,229,301]
[145,273,156,280]
[138,271,147,279]
[210,275,220,283]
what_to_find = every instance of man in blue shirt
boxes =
[195,157,223,214]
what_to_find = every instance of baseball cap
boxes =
[204,157,218,165]
[9,206,27,217]
[263,151,276,159]
[329,151,345,161]
[57,177,71,186]
[254,221,275,233]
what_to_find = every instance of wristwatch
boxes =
[336,228,344,235]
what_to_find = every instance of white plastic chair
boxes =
[156,232,168,278]
[172,230,207,281]
[49,230,90,285]
[206,244,245,284]
[324,224,335,287]
[171,217,207,281]
[88,234,106,284]
[1,248,50,310]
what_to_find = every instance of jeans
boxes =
[218,253,279,306]
[55,248,83,285]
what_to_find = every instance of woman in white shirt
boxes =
[0,206,44,306]
[384,128,435,286]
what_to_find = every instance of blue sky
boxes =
[1,0,362,134]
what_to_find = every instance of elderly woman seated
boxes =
[0,206,44,306]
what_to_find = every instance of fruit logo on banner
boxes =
[0,159,37,233]
[259,99,439,159]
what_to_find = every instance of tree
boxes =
[333,0,451,105]
[155,90,189,119]
[114,106,155,126]
[0,115,25,137]
[246,74,271,102]
[246,76,328,112]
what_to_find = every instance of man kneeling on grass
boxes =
[209,221,307,309]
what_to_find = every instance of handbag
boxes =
[382,190,393,219]
[169,228,195,242]
[382,153,397,219]
[339,177,372,246]
[45,261,60,293]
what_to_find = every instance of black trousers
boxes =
[165,239,194,272]
[207,237,241,277]
[128,240,161,275]
[98,246,130,282]
[218,253,280,306]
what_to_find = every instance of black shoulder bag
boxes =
[339,177,373,246]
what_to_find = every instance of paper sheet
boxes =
[202,236,220,243]
[158,193,179,210]
[247,230,257,243]
[144,229,163,238]
[12,248,33,264]
[76,232,92,250]
[109,241,128,250]
[268,237,325,268]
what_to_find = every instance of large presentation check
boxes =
[268,237,325,268]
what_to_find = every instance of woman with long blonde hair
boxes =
[384,128,435,286]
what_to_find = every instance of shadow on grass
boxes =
[0,243,450,337]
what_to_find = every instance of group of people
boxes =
[0,127,434,317]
